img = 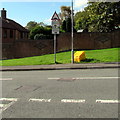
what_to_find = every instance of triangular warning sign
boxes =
[51,11,60,20]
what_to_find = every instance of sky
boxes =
[0,0,88,27]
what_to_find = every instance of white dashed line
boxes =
[96,100,120,104]
[0,78,13,81]
[29,98,85,103]
[0,98,17,101]
[28,98,120,104]
[0,97,119,114]
[29,98,51,103]
[61,99,85,103]
[48,78,60,80]
[76,77,119,79]
[48,77,119,80]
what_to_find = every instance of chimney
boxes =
[1,8,7,19]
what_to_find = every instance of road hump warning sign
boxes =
[51,11,60,20]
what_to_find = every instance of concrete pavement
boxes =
[0,62,120,71]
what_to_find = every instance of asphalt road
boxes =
[1,68,119,118]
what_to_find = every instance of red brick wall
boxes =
[2,39,54,59]
[12,40,53,58]
[111,30,120,48]
[2,30,120,59]
[57,31,120,51]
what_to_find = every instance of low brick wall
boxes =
[57,31,120,51]
[1,30,120,59]
[2,39,54,59]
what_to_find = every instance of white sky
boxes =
[74,0,88,8]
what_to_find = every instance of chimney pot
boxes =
[1,8,7,19]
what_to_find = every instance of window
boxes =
[26,33,28,39]
[10,30,13,38]
[3,29,7,38]
[20,32,23,39]
[0,29,1,38]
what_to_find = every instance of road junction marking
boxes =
[0,98,18,112]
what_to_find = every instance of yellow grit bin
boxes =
[74,51,86,62]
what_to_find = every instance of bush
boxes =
[34,34,53,40]
[29,26,53,39]
[34,34,45,40]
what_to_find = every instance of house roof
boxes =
[0,17,29,32]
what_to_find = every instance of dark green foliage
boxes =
[66,17,71,32]
[25,21,53,39]
[74,2,120,32]
[34,34,46,40]
[61,20,66,32]
[25,21,38,30]
[34,34,53,40]
[61,17,76,32]
[29,26,52,40]
[60,6,71,21]
[60,6,75,33]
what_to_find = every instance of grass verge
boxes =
[0,48,119,66]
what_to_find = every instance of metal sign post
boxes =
[51,11,60,64]
[54,34,57,63]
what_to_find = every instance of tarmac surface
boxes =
[0,62,120,71]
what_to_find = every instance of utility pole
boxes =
[71,0,74,64]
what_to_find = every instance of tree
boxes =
[25,21,53,39]
[39,22,47,27]
[29,25,52,40]
[25,21,47,30]
[74,11,90,31]
[59,6,76,32]
[61,20,66,32]
[74,2,120,32]
[60,6,71,21]
[25,21,38,30]
[66,17,71,32]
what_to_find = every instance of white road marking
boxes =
[0,98,17,101]
[61,99,85,103]
[48,78,60,80]
[29,98,51,102]
[28,98,120,104]
[0,78,13,81]
[0,98,18,112]
[2,100,16,111]
[0,104,6,108]
[48,77,119,80]
[76,77,119,79]
[96,100,120,104]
